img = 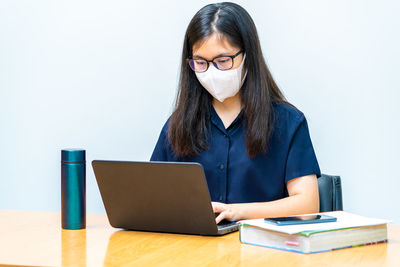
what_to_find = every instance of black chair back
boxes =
[318,174,343,212]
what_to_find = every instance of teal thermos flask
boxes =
[61,149,86,229]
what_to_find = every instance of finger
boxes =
[215,211,227,224]
[211,202,225,214]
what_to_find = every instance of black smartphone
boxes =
[264,214,337,226]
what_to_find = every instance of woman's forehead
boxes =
[192,33,239,58]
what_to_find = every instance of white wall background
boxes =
[1,0,399,223]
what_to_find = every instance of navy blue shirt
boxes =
[150,102,320,204]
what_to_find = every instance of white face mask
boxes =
[195,54,247,102]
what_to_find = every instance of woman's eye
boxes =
[216,58,229,63]
[196,61,206,65]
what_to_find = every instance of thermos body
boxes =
[61,149,86,229]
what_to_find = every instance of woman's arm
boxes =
[212,174,319,224]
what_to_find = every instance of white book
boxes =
[239,211,390,253]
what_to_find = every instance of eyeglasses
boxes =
[187,50,244,73]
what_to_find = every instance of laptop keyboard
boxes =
[214,214,238,229]
[217,221,238,229]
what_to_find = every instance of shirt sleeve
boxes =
[285,116,321,183]
[150,121,169,161]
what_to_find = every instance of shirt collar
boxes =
[210,105,244,134]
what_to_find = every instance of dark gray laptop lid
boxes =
[92,160,221,235]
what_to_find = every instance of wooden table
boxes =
[0,210,399,267]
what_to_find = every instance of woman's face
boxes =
[192,33,244,72]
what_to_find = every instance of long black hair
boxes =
[169,2,287,158]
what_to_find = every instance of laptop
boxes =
[92,160,239,235]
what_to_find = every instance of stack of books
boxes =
[239,211,390,253]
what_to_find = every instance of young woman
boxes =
[151,2,320,224]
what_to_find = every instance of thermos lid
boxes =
[62,149,86,163]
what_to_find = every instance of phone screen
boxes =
[264,214,337,225]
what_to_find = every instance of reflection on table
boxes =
[0,210,399,266]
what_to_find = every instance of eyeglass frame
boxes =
[187,50,244,72]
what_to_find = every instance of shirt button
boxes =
[224,134,228,138]
[219,196,223,201]
[219,164,224,170]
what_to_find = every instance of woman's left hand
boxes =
[211,202,241,224]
